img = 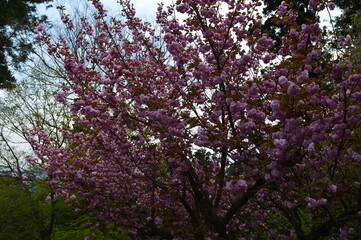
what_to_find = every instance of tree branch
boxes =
[222,178,265,228]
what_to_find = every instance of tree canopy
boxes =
[29,0,361,239]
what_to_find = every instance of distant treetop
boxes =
[0,0,51,89]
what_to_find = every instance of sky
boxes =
[37,0,174,23]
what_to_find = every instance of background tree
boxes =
[263,0,318,48]
[0,0,51,89]
[334,0,361,35]
[0,174,50,240]
[30,0,361,239]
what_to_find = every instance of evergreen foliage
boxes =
[0,0,50,89]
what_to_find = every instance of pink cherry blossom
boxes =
[29,0,361,239]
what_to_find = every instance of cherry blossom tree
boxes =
[29,0,361,239]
